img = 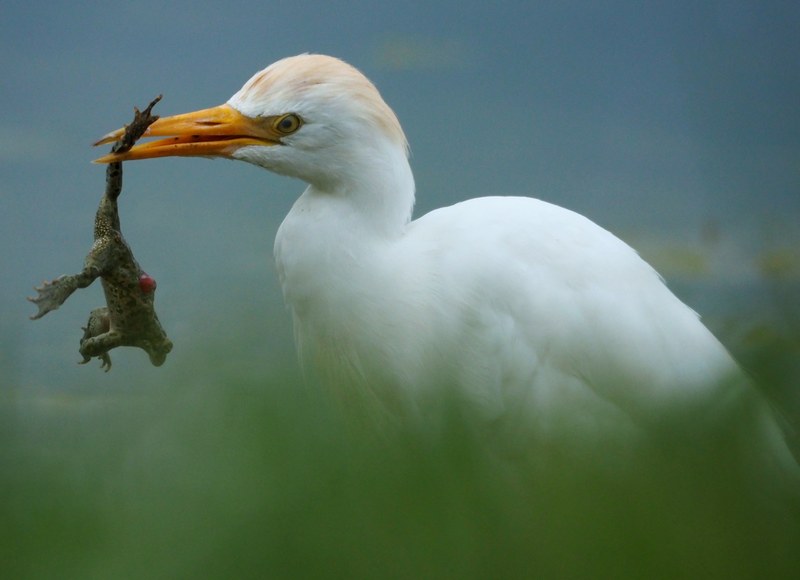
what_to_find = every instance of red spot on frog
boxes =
[139,273,157,293]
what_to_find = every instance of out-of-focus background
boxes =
[2,1,799,578]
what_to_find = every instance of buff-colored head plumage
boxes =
[228,54,408,154]
[94,54,413,195]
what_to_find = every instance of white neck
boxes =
[310,138,415,236]
[273,138,417,399]
[275,136,414,305]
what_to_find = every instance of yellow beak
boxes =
[94,103,281,163]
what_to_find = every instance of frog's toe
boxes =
[28,294,56,320]
[27,276,71,319]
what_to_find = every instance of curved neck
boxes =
[275,139,415,338]
[305,139,415,238]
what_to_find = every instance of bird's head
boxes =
[94,54,408,189]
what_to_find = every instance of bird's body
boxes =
[96,54,797,472]
[279,191,738,432]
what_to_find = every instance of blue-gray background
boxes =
[3,2,800,576]
[2,0,798,390]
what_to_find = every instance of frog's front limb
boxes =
[80,335,117,372]
[28,266,101,320]
[79,307,118,371]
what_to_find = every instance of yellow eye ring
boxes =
[274,113,302,135]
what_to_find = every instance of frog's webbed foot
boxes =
[28,275,78,319]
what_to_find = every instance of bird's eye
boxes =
[274,113,302,135]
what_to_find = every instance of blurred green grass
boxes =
[2,331,799,579]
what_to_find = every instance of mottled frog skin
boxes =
[28,97,172,371]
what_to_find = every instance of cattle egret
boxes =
[95,55,797,477]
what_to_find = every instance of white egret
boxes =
[95,55,797,476]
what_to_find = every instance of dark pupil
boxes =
[279,116,295,131]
